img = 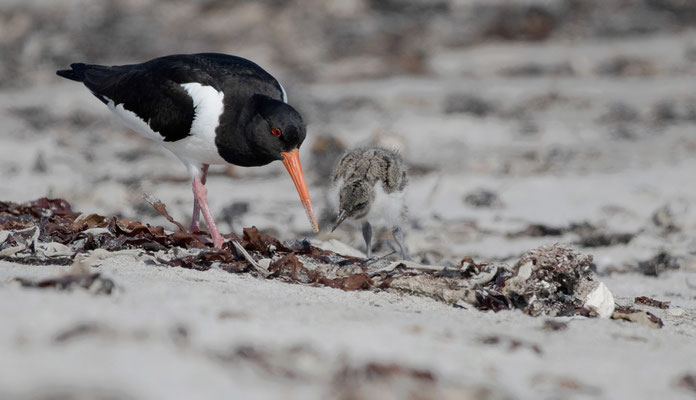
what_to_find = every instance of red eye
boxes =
[271,128,282,137]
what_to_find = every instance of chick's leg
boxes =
[362,221,372,258]
[392,225,410,260]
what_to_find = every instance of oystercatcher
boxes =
[57,53,318,248]
[330,147,410,259]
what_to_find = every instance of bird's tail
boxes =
[56,63,89,82]
[57,63,119,83]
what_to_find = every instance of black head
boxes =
[245,94,306,161]
[237,94,318,233]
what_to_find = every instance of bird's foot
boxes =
[211,232,225,249]
[198,233,224,248]
[188,222,201,234]
[365,250,398,265]
[190,232,223,248]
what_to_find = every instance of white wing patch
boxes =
[180,83,225,139]
[105,83,228,166]
[163,83,226,165]
[106,98,164,142]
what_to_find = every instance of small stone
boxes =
[517,261,533,280]
[314,239,366,258]
[258,258,272,270]
[668,308,685,317]
[463,189,503,208]
[443,93,495,116]
[584,282,615,318]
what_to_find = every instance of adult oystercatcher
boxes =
[57,53,318,248]
[330,147,410,259]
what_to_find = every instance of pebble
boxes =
[668,308,685,317]
[584,282,615,319]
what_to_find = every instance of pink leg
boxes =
[191,167,223,248]
[188,164,209,233]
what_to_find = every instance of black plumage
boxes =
[57,53,287,145]
[56,53,318,248]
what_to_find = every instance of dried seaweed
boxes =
[69,213,108,232]
[634,296,670,309]
[502,245,595,316]
[612,305,664,329]
[146,196,186,233]
[476,288,513,312]
[318,274,373,291]
[268,253,317,283]
[242,226,284,255]
[2,198,607,318]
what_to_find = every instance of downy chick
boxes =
[330,147,409,259]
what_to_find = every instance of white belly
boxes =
[365,183,406,228]
[161,134,226,165]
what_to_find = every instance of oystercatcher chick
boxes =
[57,53,318,248]
[331,147,410,259]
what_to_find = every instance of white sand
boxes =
[0,257,694,399]
[1,4,696,398]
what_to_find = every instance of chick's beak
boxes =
[331,210,348,232]
[281,149,319,232]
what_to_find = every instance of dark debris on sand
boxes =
[677,374,696,394]
[480,335,543,355]
[634,296,670,309]
[502,245,596,317]
[2,198,606,318]
[16,273,115,295]
[638,250,681,276]
[612,305,664,329]
[507,221,635,248]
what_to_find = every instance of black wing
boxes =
[57,53,286,142]
[58,61,196,142]
[179,53,286,101]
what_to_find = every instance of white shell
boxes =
[584,282,615,318]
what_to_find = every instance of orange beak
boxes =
[281,149,319,232]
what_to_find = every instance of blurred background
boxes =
[1,0,695,269]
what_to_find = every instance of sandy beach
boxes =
[1,0,696,398]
